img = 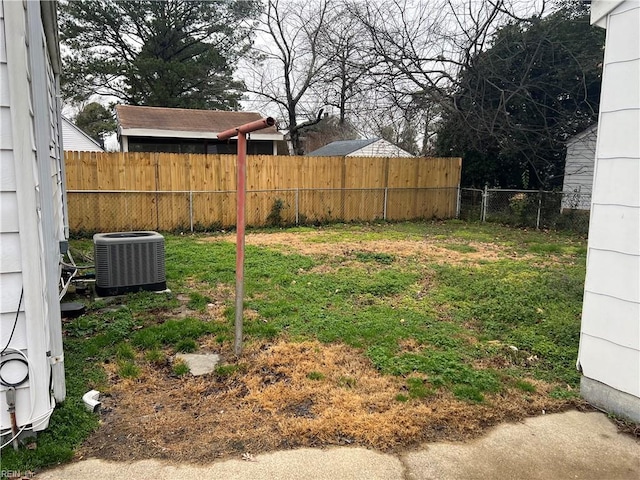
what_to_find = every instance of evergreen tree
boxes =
[74,102,117,148]
[436,4,605,189]
[59,0,261,110]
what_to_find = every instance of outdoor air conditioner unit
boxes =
[94,231,166,297]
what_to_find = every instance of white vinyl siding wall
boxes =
[61,118,104,152]
[348,139,414,157]
[561,127,596,210]
[0,0,66,434]
[579,2,640,402]
[0,1,27,354]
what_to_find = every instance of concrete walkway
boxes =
[37,411,639,480]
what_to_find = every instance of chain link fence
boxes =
[67,187,590,235]
[459,188,590,233]
[67,187,460,234]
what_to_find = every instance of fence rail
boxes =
[67,187,460,233]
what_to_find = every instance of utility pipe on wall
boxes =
[218,117,276,356]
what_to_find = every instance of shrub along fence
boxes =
[65,152,462,233]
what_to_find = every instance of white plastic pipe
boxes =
[82,390,101,412]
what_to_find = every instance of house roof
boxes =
[307,138,379,156]
[115,105,282,140]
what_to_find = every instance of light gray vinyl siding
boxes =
[44,34,65,240]
[0,0,26,351]
[61,117,105,152]
[349,139,414,157]
[561,126,597,210]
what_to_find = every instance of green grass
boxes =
[354,251,395,264]
[117,360,140,379]
[172,360,190,377]
[406,377,434,399]
[443,243,478,253]
[215,364,240,377]
[307,371,325,381]
[514,380,537,393]
[144,349,165,364]
[187,292,211,311]
[130,317,226,350]
[115,342,135,360]
[175,338,198,353]
[2,221,587,472]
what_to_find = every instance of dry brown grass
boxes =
[80,340,575,463]
[200,231,534,266]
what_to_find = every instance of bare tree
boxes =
[244,0,550,157]
[350,0,544,97]
[345,0,547,152]
[245,0,333,154]
[312,5,377,126]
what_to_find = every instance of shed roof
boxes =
[307,138,379,156]
[115,105,280,136]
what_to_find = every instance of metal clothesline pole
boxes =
[217,117,275,357]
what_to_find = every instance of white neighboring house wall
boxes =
[578,0,640,422]
[561,125,597,211]
[0,0,66,437]
[347,139,414,157]
[61,116,105,152]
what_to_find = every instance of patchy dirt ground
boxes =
[200,231,536,266]
[77,230,581,463]
[80,339,577,463]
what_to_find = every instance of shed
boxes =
[116,105,284,155]
[578,0,640,422]
[0,0,67,439]
[307,138,415,157]
[561,124,597,211]
[62,116,105,152]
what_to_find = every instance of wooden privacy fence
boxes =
[64,152,462,232]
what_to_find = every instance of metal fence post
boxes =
[536,192,542,230]
[456,186,461,219]
[481,185,488,223]
[295,188,299,225]
[189,190,194,232]
[383,187,388,220]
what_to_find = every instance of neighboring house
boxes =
[116,105,284,155]
[307,138,415,158]
[299,114,359,154]
[62,116,105,152]
[0,0,66,438]
[561,124,597,211]
[578,0,639,422]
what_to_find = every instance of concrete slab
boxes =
[403,411,640,480]
[175,353,221,376]
[35,411,639,480]
[36,447,404,480]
